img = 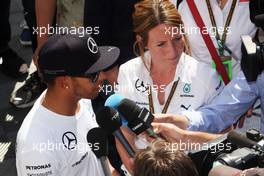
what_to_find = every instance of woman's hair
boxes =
[133,0,191,59]
[133,140,199,176]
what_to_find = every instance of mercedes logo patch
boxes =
[62,131,77,150]
[135,78,149,93]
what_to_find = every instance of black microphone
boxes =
[254,14,264,28]
[87,127,111,176]
[227,130,257,148]
[117,98,159,138]
[95,106,135,157]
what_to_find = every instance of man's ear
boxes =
[57,76,71,89]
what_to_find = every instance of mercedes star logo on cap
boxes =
[87,37,99,54]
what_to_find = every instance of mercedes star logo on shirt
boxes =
[87,37,98,54]
[62,131,77,150]
[135,78,149,93]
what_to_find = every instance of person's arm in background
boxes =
[154,71,258,133]
[179,71,258,133]
[34,0,56,65]
[151,122,222,145]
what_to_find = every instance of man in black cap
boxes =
[16,34,120,176]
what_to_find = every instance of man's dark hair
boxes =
[134,140,198,176]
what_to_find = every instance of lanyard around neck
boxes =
[148,78,180,114]
[205,0,237,54]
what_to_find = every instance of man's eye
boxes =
[157,42,165,47]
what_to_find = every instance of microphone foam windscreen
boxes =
[254,14,264,27]
[104,94,124,109]
[95,107,122,134]
[117,98,141,122]
[87,127,108,158]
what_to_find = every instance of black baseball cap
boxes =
[38,34,120,80]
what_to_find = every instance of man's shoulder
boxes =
[17,104,55,147]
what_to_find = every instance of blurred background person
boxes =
[173,0,258,129]
[0,0,28,78]
[174,0,256,79]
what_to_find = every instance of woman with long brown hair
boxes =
[115,0,225,174]
[117,0,222,123]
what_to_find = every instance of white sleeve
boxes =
[201,65,224,104]
[16,149,59,176]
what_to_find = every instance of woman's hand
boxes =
[152,121,222,149]
[152,122,187,143]
[153,114,189,130]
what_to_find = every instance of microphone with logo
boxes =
[87,127,111,176]
[105,94,159,138]
[95,106,135,157]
